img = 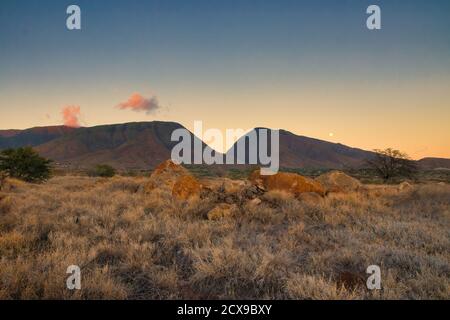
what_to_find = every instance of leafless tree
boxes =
[366,148,417,182]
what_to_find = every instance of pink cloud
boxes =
[117,93,161,114]
[61,105,81,128]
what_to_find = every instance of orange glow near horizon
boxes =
[1,77,449,160]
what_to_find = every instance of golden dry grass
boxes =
[0,175,449,299]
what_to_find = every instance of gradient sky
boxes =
[1,0,449,158]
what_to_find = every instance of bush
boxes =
[90,164,116,178]
[366,148,418,182]
[0,147,52,183]
[0,171,8,190]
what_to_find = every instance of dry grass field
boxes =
[0,173,449,299]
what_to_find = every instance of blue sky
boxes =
[1,0,449,158]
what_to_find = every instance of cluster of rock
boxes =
[144,160,363,220]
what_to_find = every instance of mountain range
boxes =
[0,121,449,170]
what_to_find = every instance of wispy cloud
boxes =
[117,93,161,114]
[61,105,81,127]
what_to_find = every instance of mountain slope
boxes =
[1,121,448,170]
[35,122,205,169]
[226,128,376,169]
[417,157,450,170]
[278,130,376,168]
[0,129,22,138]
[0,126,77,150]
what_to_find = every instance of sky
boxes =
[0,0,449,159]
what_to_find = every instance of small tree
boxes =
[366,148,417,182]
[90,164,116,177]
[0,147,52,183]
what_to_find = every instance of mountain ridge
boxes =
[0,125,78,150]
[0,121,448,170]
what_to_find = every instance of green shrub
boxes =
[0,147,52,183]
[90,164,116,177]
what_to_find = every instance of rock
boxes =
[298,192,323,203]
[202,178,249,193]
[315,171,361,193]
[398,181,412,191]
[224,195,236,204]
[222,179,248,194]
[207,203,237,220]
[249,169,265,189]
[144,160,190,194]
[241,185,265,199]
[200,177,262,205]
[153,159,189,176]
[172,175,202,200]
[263,190,294,202]
[249,169,326,197]
[144,160,201,200]
[248,198,262,206]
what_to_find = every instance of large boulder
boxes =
[144,160,188,193]
[249,169,326,197]
[151,159,189,179]
[315,171,361,193]
[172,175,202,200]
[144,160,201,200]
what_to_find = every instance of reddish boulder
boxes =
[250,169,326,197]
[315,171,361,193]
[172,175,201,200]
[144,160,201,200]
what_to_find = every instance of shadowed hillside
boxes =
[0,126,77,149]
[226,128,375,169]
[1,122,449,171]
[418,158,450,170]
[35,122,207,169]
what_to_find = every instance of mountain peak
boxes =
[1,122,449,170]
